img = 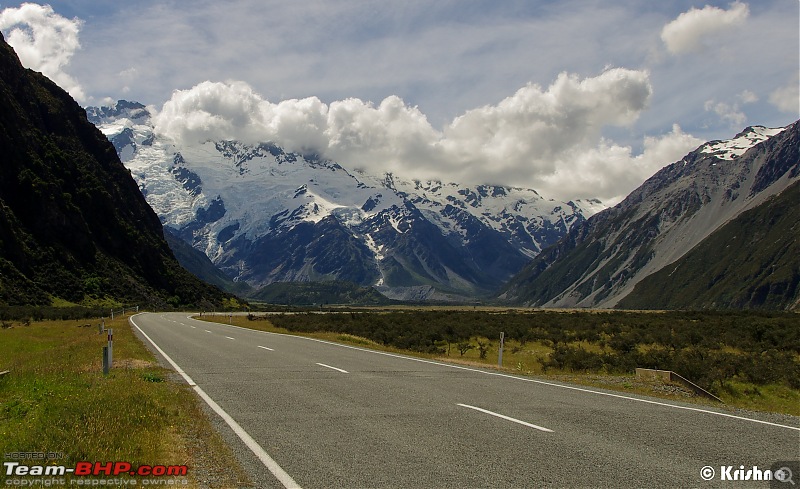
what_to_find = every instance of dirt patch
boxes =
[116,358,157,369]
[548,374,699,399]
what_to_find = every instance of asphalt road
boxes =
[130,312,800,488]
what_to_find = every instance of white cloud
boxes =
[704,90,760,128]
[267,97,330,155]
[704,97,751,128]
[440,69,653,176]
[152,69,701,202]
[769,77,800,115]
[154,81,273,146]
[661,2,749,55]
[543,125,703,205]
[153,81,331,154]
[737,90,758,104]
[0,2,85,101]
[326,96,440,175]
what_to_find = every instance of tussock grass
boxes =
[717,381,800,415]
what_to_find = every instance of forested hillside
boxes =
[0,33,228,308]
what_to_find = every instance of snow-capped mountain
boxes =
[501,121,799,309]
[87,101,603,299]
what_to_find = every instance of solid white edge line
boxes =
[129,314,302,489]
[258,346,275,351]
[316,362,349,374]
[183,313,800,432]
[457,403,553,432]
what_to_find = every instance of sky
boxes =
[0,1,797,204]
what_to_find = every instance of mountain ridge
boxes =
[89,100,603,300]
[499,121,799,310]
[618,179,800,310]
[0,33,229,308]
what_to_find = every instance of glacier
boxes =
[88,100,604,299]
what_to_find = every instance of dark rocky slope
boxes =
[0,33,228,308]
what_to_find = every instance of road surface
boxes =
[130,312,799,488]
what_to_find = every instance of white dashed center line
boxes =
[316,363,348,374]
[457,404,553,432]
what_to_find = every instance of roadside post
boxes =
[102,346,110,375]
[498,332,505,367]
[107,328,113,367]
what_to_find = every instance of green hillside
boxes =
[619,181,800,310]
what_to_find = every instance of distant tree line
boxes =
[261,310,800,392]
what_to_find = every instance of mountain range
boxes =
[500,122,799,310]
[85,101,798,311]
[0,33,228,309]
[2,23,794,313]
[88,102,603,301]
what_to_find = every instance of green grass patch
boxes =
[717,380,800,415]
[0,316,249,486]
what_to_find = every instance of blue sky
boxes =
[1,1,798,202]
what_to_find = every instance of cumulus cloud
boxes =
[704,89,760,128]
[326,96,440,175]
[438,69,653,181]
[737,90,758,104]
[704,100,745,127]
[152,68,704,202]
[0,2,85,101]
[554,125,703,205]
[154,81,274,145]
[154,82,442,174]
[661,2,749,55]
[769,77,800,115]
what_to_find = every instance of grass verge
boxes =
[0,316,250,487]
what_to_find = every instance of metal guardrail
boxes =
[109,306,139,319]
